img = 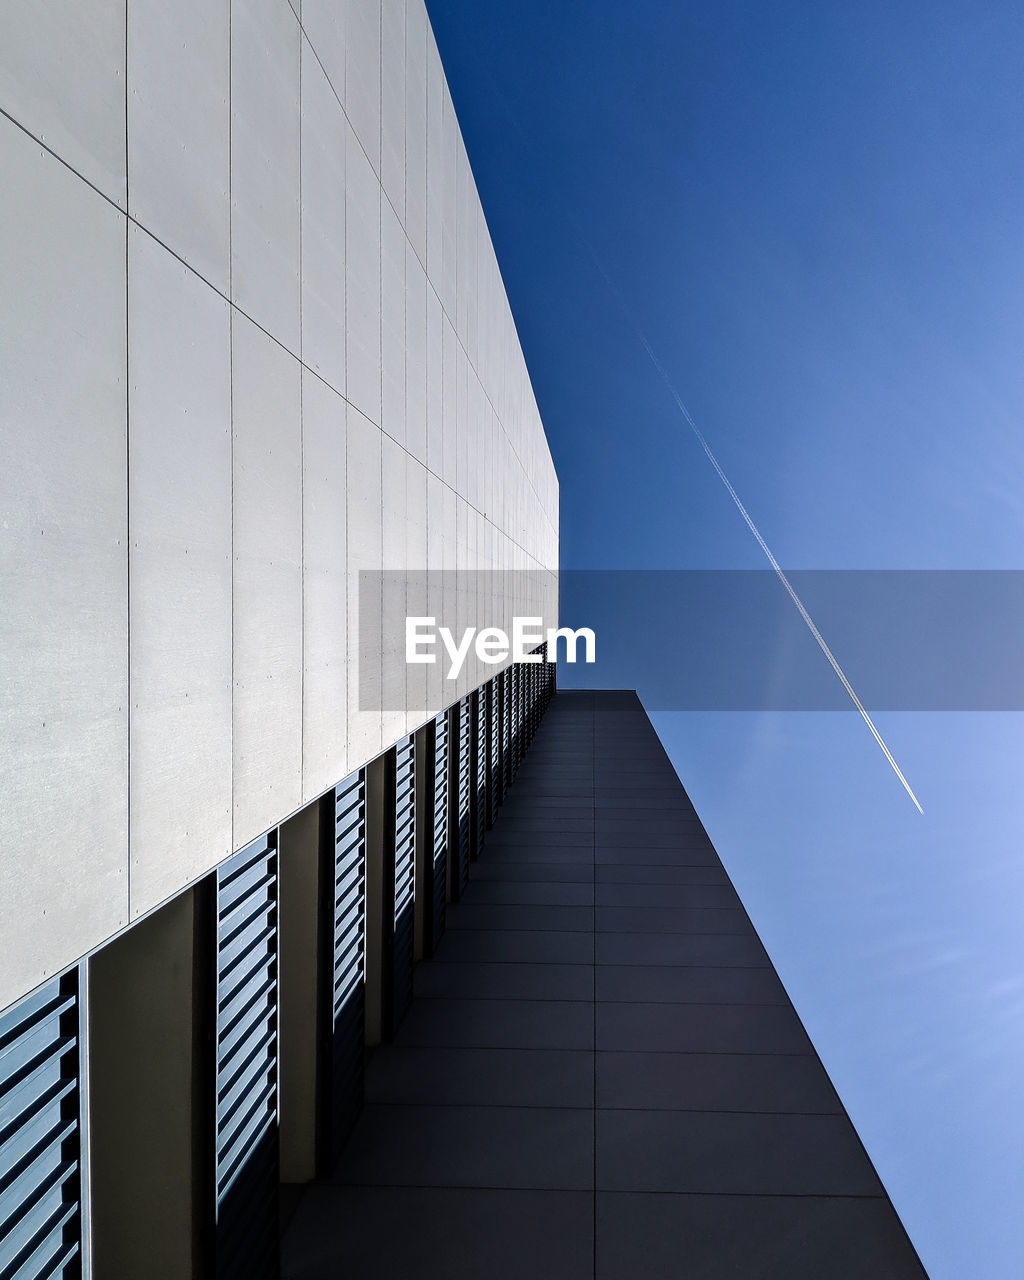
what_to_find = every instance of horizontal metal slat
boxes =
[217,871,274,931]
[217,836,273,892]
[217,914,275,997]
[0,1103,75,1204]
[217,1026,276,1122]
[217,1096,275,1200]
[0,1041,75,1150]
[0,1199,77,1280]
[214,836,278,1278]
[333,936,363,987]
[0,1153,77,1248]
[0,995,75,1065]
[217,972,275,1066]
[0,974,79,1280]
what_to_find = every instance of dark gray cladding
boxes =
[282,690,928,1279]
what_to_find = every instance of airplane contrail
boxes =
[455,62,922,810]
[635,331,923,813]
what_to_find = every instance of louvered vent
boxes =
[456,697,472,896]
[430,712,449,950]
[214,834,278,1280]
[489,677,502,819]
[390,735,416,1035]
[474,688,488,853]
[0,973,80,1280]
[326,769,366,1164]
[502,667,513,793]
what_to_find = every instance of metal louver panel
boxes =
[517,666,524,763]
[502,667,513,792]
[214,834,278,1280]
[456,697,472,896]
[325,769,366,1165]
[474,688,487,854]
[388,735,416,1036]
[509,666,518,775]
[394,736,416,924]
[431,713,449,949]
[489,677,502,820]
[521,664,528,758]
[0,973,80,1280]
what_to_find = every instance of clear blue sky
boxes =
[427,2,1024,1275]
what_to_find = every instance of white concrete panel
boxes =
[300,0,345,103]
[381,433,406,572]
[456,340,469,501]
[381,198,406,446]
[231,0,301,353]
[455,137,470,343]
[127,229,232,917]
[0,124,127,1009]
[1,0,559,1012]
[232,314,304,848]
[440,481,458,707]
[440,83,458,322]
[380,434,408,744]
[484,406,498,527]
[381,0,405,219]
[301,370,348,801]
[404,453,428,720]
[441,314,457,489]
[344,0,381,176]
[347,408,383,766]
[454,494,469,697]
[424,25,443,291]
[492,269,509,424]
[465,187,480,369]
[345,119,382,425]
[494,428,509,534]
[476,246,494,411]
[405,243,427,465]
[301,44,347,394]
[404,0,427,263]
[465,372,483,513]
[425,284,443,476]
[423,470,444,717]
[128,0,230,292]
[0,0,126,207]
[460,506,481,693]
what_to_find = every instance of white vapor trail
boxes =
[635,332,924,813]
[455,64,923,811]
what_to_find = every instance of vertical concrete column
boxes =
[87,886,210,1280]
[278,798,324,1184]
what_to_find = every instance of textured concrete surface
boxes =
[0,0,557,1009]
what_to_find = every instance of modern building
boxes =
[1,3,922,1277]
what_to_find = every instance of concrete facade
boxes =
[0,0,558,1013]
